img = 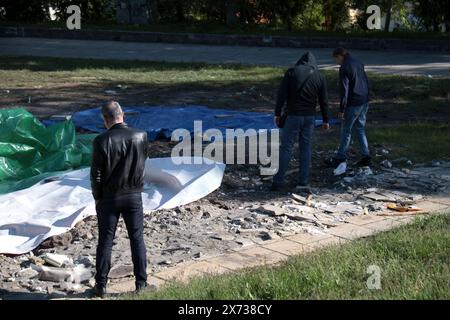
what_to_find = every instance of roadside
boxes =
[1,38,450,77]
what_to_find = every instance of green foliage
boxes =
[1,0,448,33]
[414,0,449,31]
[48,0,114,22]
[1,0,49,22]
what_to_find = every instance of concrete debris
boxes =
[291,193,313,206]
[381,159,393,168]
[364,192,397,202]
[16,268,39,279]
[108,264,134,279]
[58,282,84,293]
[210,234,235,241]
[31,264,92,283]
[74,255,94,268]
[41,233,73,248]
[333,162,347,176]
[42,253,73,268]
[235,238,254,247]
[431,161,441,167]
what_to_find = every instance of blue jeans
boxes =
[273,115,315,186]
[336,103,370,160]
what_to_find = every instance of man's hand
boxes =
[322,123,330,131]
[274,116,281,128]
[338,112,345,120]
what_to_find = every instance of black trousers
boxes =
[95,192,147,287]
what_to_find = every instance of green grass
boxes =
[122,213,450,300]
[316,123,450,164]
[1,56,449,98]
[2,20,450,40]
[0,56,281,88]
[368,123,450,163]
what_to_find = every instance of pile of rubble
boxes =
[0,252,94,298]
[1,159,449,299]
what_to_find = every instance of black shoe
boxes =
[324,157,346,168]
[135,282,148,294]
[94,284,107,298]
[356,156,372,167]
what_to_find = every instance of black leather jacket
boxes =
[90,123,148,200]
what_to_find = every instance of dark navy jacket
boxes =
[339,55,369,112]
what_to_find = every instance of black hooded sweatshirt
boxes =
[275,51,329,123]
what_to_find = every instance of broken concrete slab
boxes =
[108,264,134,279]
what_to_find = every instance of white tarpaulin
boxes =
[0,157,225,255]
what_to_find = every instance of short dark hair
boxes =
[101,101,123,120]
[333,47,349,58]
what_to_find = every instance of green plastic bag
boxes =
[0,108,95,194]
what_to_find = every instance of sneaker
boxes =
[355,156,372,167]
[94,284,107,298]
[324,157,346,168]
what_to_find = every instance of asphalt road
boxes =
[1,37,450,77]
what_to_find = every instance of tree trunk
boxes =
[384,0,393,32]
[226,0,237,26]
[175,0,184,22]
[147,0,160,23]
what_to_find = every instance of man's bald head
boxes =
[101,101,124,129]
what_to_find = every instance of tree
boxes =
[225,0,237,26]
[275,0,307,31]
[322,0,348,31]
[2,0,49,22]
[414,0,449,31]
[147,0,160,23]
[384,0,392,31]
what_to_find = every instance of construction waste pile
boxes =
[0,107,449,298]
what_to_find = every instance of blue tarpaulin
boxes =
[69,105,336,141]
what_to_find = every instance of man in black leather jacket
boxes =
[90,101,148,297]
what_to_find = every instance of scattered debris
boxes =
[1,157,449,298]
[108,264,134,279]
[31,264,92,283]
[387,203,422,213]
[334,162,347,176]
[431,161,441,167]
[42,253,72,268]
[381,159,392,168]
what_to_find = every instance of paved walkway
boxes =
[1,37,450,77]
[107,194,450,295]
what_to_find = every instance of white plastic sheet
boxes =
[0,157,225,255]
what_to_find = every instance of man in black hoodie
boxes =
[272,51,329,191]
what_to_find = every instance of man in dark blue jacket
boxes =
[326,47,371,168]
